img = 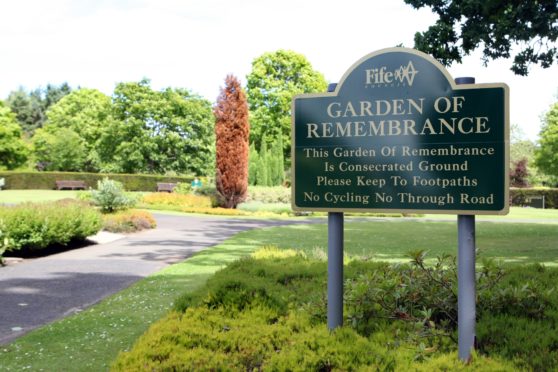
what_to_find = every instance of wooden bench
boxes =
[55,180,87,190]
[157,182,177,192]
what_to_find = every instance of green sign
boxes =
[292,48,509,215]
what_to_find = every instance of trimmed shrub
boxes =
[0,171,196,192]
[246,185,291,203]
[0,199,102,254]
[114,251,517,371]
[103,209,157,233]
[91,178,136,213]
[510,187,558,208]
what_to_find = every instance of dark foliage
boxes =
[510,158,529,187]
[405,0,558,75]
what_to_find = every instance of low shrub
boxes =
[237,201,292,215]
[173,182,192,194]
[114,250,519,370]
[113,307,513,371]
[178,206,250,216]
[103,210,157,233]
[141,192,212,208]
[477,314,558,371]
[0,199,102,254]
[91,178,137,213]
[0,221,13,265]
[246,186,291,203]
[179,250,558,370]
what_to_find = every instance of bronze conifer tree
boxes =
[214,75,250,208]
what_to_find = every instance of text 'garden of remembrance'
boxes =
[292,48,509,214]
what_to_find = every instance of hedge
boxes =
[510,187,558,209]
[0,171,196,192]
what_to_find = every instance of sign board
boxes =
[292,48,509,215]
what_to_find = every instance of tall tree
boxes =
[405,0,558,75]
[0,101,28,170]
[246,50,327,161]
[535,102,558,179]
[44,88,114,171]
[32,127,86,171]
[6,88,43,134]
[248,143,259,186]
[214,75,250,208]
[99,79,214,175]
[6,83,72,134]
[43,83,72,109]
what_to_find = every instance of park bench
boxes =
[55,180,87,190]
[157,182,177,192]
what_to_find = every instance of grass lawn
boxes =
[211,219,558,265]
[0,190,81,204]
[424,206,558,222]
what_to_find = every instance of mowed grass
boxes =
[424,207,558,222]
[0,190,81,203]
[217,220,558,265]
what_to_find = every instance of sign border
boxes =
[291,47,510,215]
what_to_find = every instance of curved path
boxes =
[0,213,324,345]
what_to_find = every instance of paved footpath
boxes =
[0,213,322,345]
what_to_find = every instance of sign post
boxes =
[292,47,509,359]
[456,76,477,361]
[326,83,344,331]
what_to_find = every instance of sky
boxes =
[0,0,556,141]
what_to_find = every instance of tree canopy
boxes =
[405,0,558,75]
[6,83,72,134]
[535,102,558,180]
[0,101,28,170]
[97,80,215,175]
[44,88,114,171]
[32,127,86,172]
[246,50,327,161]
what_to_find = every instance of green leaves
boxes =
[90,178,137,213]
[535,102,558,181]
[106,81,215,175]
[0,101,28,170]
[405,0,558,75]
[32,127,87,171]
[0,200,102,254]
[34,82,215,175]
[246,50,327,161]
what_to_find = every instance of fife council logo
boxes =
[364,61,418,88]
